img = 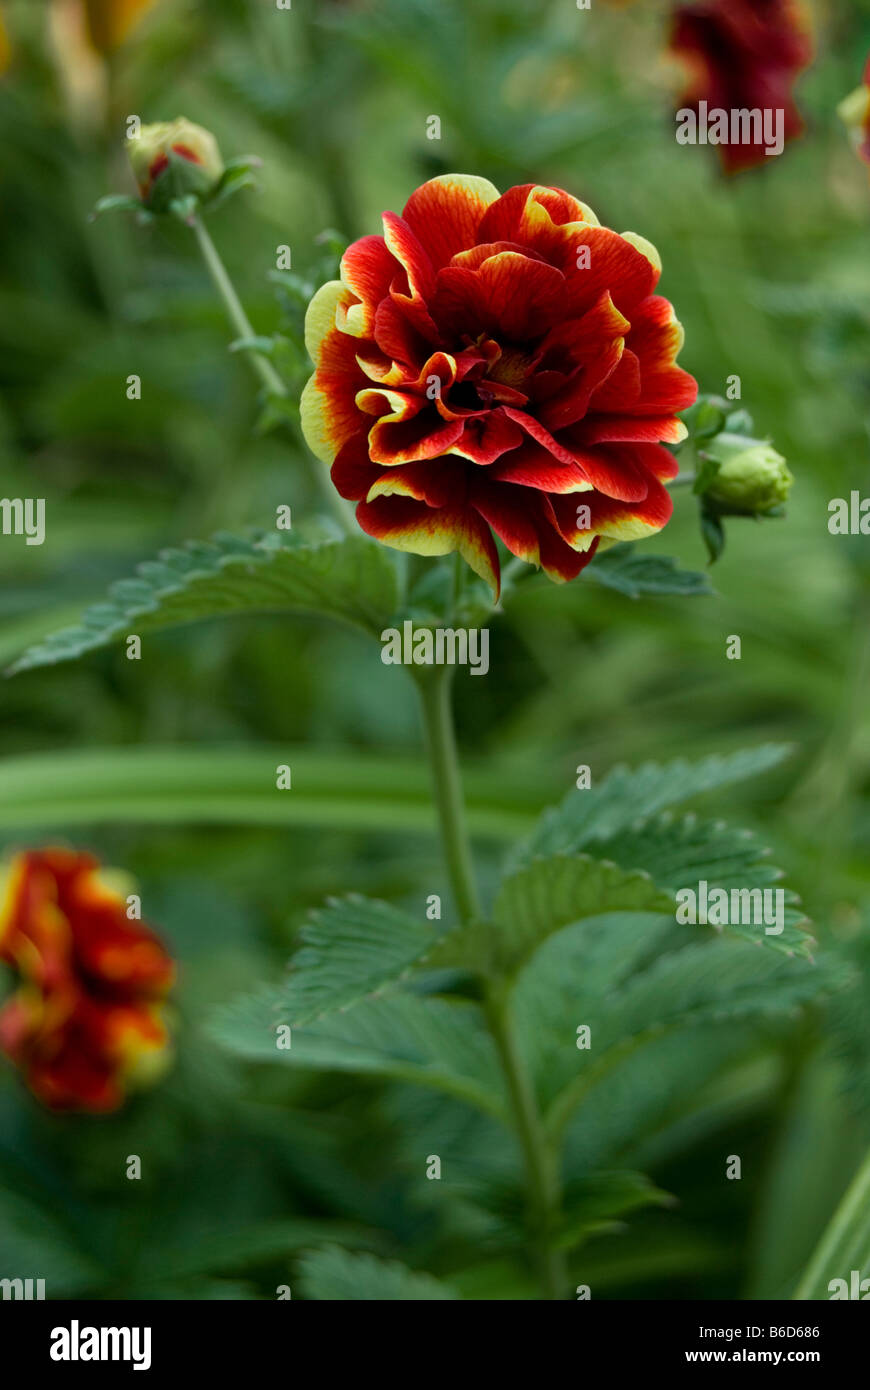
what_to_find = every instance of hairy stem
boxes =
[415,662,566,1298]
[485,989,568,1300]
[191,214,287,398]
[415,668,481,926]
[190,215,355,533]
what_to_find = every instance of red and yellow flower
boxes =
[0,849,174,1112]
[838,56,870,168]
[302,176,696,594]
[126,117,225,210]
[669,0,812,174]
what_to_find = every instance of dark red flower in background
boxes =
[669,0,813,174]
[0,849,174,1112]
[302,175,696,594]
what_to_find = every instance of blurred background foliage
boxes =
[1,0,870,1299]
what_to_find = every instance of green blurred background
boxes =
[1,0,870,1299]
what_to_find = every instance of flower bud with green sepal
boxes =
[699,434,793,518]
[127,118,224,213]
[694,431,793,563]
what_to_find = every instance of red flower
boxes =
[301,176,696,595]
[669,0,813,174]
[0,849,174,1112]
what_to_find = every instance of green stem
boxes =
[191,214,287,400]
[190,215,355,534]
[485,989,568,1300]
[414,662,566,1298]
[415,668,481,926]
[793,1142,870,1299]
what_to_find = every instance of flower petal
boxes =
[357,493,501,593]
[401,173,501,269]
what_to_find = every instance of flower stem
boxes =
[414,662,566,1298]
[485,989,568,1300]
[191,214,287,399]
[415,668,481,926]
[190,215,355,533]
[793,1141,870,1299]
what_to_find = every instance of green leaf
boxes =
[0,1189,102,1295]
[794,1144,870,1299]
[700,509,726,563]
[596,942,842,1051]
[204,157,261,212]
[540,938,848,1139]
[281,894,443,1025]
[585,543,713,599]
[209,987,508,1119]
[296,1247,459,1300]
[164,1220,380,1279]
[686,396,728,442]
[512,743,792,869]
[556,1171,673,1253]
[0,745,543,839]
[600,813,813,957]
[454,1164,671,1255]
[433,855,671,978]
[228,334,277,356]
[90,194,145,220]
[7,533,399,673]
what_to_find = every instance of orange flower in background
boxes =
[82,0,158,52]
[838,56,870,168]
[0,849,174,1112]
[302,176,696,595]
[669,0,813,173]
[0,0,156,75]
[0,10,10,75]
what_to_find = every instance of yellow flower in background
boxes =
[0,11,11,75]
[82,0,158,52]
[0,0,157,74]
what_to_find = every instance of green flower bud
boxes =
[701,434,793,517]
[127,119,224,213]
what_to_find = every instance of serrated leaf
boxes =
[452,1163,670,1255]
[0,1189,102,1295]
[281,894,443,1025]
[600,941,842,1050]
[433,855,671,978]
[585,543,713,598]
[296,1247,459,1300]
[8,533,398,673]
[540,938,849,1139]
[165,1220,379,1279]
[601,813,813,957]
[556,1171,673,1252]
[561,1023,768,1179]
[512,744,792,870]
[209,987,508,1119]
